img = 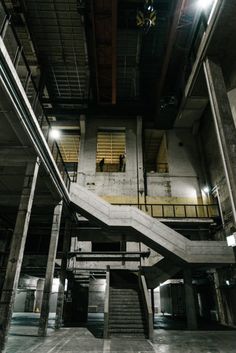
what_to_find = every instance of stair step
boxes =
[110,306,144,310]
[110,313,144,317]
[109,332,147,339]
[110,326,145,331]
[109,328,145,333]
[109,319,145,324]
[110,296,139,300]
[110,302,140,305]
[109,313,144,318]
[110,291,139,297]
[111,288,138,291]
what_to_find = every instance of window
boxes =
[58,130,80,180]
[144,130,168,173]
[96,129,126,172]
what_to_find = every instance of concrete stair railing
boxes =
[70,183,234,265]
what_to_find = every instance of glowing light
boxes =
[197,0,214,9]
[52,278,60,292]
[50,129,61,140]
[226,233,236,247]
[203,186,210,194]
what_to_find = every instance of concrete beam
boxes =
[204,57,236,224]
[176,0,224,121]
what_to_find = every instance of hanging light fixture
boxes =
[136,0,157,33]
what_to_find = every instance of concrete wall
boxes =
[77,117,203,205]
[88,278,105,313]
[146,129,202,204]
[14,276,59,313]
[78,116,139,197]
[14,291,28,312]
[199,106,233,236]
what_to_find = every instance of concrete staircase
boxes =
[108,271,147,337]
[143,258,181,289]
[70,183,234,265]
[73,271,90,287]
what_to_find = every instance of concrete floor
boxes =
[5,313,236,353]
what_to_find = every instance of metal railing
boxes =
[112,203,220,220]
[0,2,71,190]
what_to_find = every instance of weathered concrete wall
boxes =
[199,106,233,236]
[13,276,59,313]
[77,117,203,205]
[77,116,138,196]
[88,278,105,313]
[146,129,202,204]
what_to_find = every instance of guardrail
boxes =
[112,203,220,221]
[139,273,153,340]
[0,2,71,190]
[103,265,110,339]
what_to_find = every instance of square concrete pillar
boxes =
[38,201,63,337]
[0,158,40,352]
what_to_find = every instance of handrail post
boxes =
[139,273,154,341]
[103,265,110,339]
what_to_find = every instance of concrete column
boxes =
[77,114,86,185]
[136,116,145,205]
[203,57,236,224]
[183,268,198,330]
[0,158,40,352]
[55,220,71,329]
[213,270,226,324]
[38,201,63,337]
[35,278,44,312]
[150,289,155,321]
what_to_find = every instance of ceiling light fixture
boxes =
[203,186,210,194]
[50,129,61,140]
[226,233,236,247]
[137,0,157,33]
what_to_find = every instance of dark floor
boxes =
[5,313,236,353]
[154,314,236,331]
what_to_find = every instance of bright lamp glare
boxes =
[226,233,236,247]
[203,186,210,194]
[50,129,61,140]
[198,0,214,9]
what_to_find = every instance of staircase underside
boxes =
[70,183,234,266]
